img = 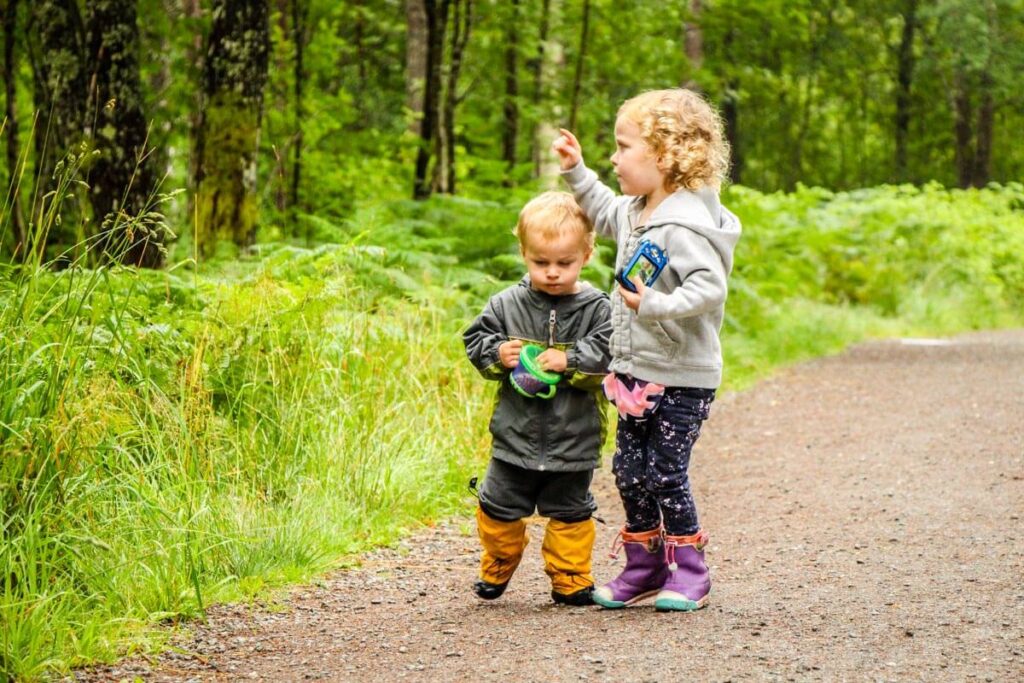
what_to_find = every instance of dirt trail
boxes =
[77,330,1024,682]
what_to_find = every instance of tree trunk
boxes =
[721,28,740,184]
[681,0,703,93]
[182,0,203,218]
[85,0,163,267]
[435,0,470,195]
[894,0,917,182]
[29,0,87,152]
[353,0,367,127]
[405,0,427,136]
[273,0,289,213]
[972,71,994,188]
[722,85,740,185]
[433,16,448,196]
[952,71,973,189]
[502,0,519,186]
[3,0,27,257]
[567,0,589,132]
[413,0,448,199]
[147,1,177,156]
[194,0,270,255]
[292,0,307,213]
[529,0,551,178]
[27,0,88,258]
[788,3,833,190]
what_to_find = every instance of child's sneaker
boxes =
[551,586,594,606]
[592,527,668,608]
[654,530,710,611]
[474,579,510,600]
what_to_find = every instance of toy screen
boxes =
[626,254,658,285]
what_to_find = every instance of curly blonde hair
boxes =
[515,191,594,251]
[618,88,730,192]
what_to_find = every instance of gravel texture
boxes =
[74,330,1024,682]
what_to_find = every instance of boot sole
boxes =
[592,588,660,609]
[653,595,708,612]
[551,588,594,606]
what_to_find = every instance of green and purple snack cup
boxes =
[509,344,561,399]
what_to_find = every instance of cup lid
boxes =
[519,345,561,384]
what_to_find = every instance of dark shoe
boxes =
[474,579,509,600]
[551,586,594,606]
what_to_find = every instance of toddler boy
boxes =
[463,191,612,605]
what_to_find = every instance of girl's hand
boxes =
[537,348,568,373]
[551,128,583,171]
[499,339,524,368]
[618,277,645,312]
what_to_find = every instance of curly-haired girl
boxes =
[551,88,742,611]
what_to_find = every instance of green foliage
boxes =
[6,0,1023,258]
[4,1,1024,675]
[0,249,493,677]
[721,181,1024,387]
[5,180,1024,676]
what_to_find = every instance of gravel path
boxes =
[75,330,1024,682]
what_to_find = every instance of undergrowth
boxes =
[2,178,1023,678]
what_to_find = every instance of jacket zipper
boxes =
[539,307,557,469]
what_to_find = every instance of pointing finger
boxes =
[558,128,579,147]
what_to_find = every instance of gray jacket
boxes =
[463,276,612,472]
[563,162,741,388]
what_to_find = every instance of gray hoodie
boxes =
[563,161,741,388]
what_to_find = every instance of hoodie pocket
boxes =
[632,319,678,361]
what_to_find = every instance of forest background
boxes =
[1,0,1023,678]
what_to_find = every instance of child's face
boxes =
[521,230,592,296]
[610,117,665,199]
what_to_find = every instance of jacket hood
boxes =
[517,275,608,313]
[640,186,741,274]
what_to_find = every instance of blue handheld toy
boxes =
[616,239,668,293]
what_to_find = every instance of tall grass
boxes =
[1,252,496,677]
[1,173,1023,678]
[1,158,493,677]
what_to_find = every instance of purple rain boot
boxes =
[592,527,668,609]
[654,530,711,612]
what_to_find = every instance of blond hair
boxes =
[618,88,730,192]
[515,191,594,251]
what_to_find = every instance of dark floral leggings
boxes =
[612,386,715,536]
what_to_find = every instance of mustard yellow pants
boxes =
[477,506,595,596]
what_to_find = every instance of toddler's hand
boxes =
[551,128,583,171]
[537,348,568,374]
[499,339,524,369]
[618,278,645,312]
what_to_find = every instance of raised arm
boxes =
[552,129,628,241]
